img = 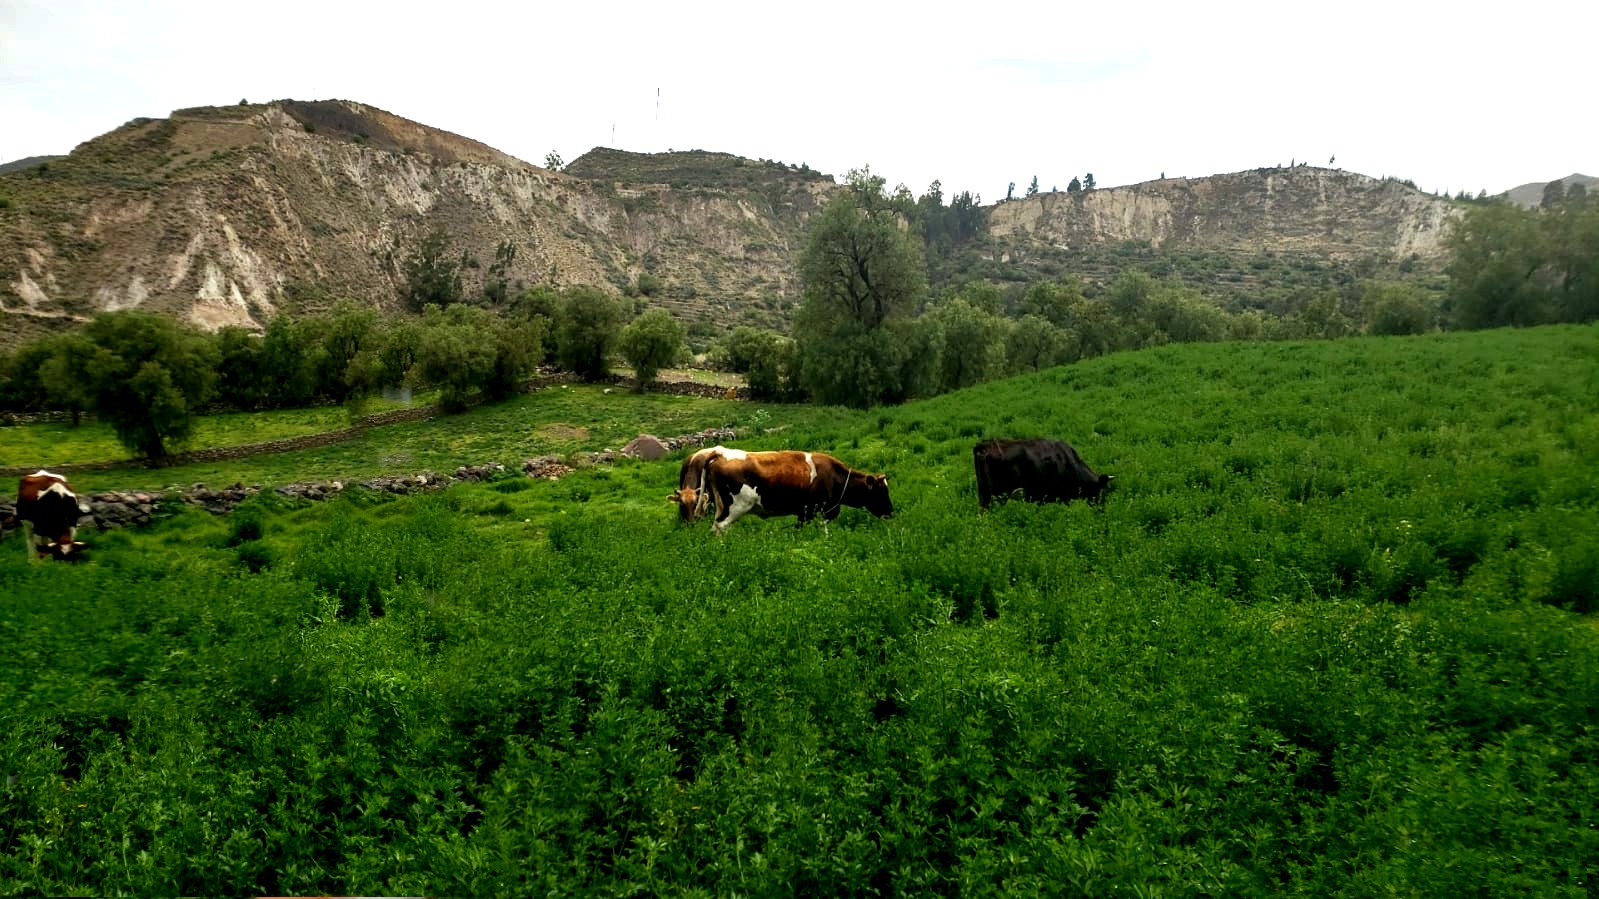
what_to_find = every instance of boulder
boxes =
[621,434,668,461]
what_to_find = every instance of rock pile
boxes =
[453,463,507,481]
[523,456,574,480]
[182,483,261,514]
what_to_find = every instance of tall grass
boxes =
[1,325,1596,895]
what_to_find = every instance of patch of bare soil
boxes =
[538,424,589,441]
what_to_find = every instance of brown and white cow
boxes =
[666,445,748,524]
[973,438,1113,510]
[706,450,892,534]
[11,470,89,561]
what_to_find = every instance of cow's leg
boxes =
[713,485,763,535]
[693,468,714,521]
[21,520,41,563]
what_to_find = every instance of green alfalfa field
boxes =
[2,324,1597,896]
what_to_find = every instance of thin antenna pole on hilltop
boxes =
[656,88,660,121]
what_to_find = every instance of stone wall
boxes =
[1,374,748,479]
[0,426,743,537]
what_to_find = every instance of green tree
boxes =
[412,305,499,412]
[718,326,801,400]
[214,326,266,410]
[545,151,564,170]
[483,240,518,307]
[511,285,562,364]
[79,311,218,462]
[793,168,928,407]
[954,280,1005,316]
[1068,176,1082,193]
[401,226,463,312]
[1084,173,1096,190]
[314,300,381,405]
[916,180,948,249]
[921,298,1010,394]
[375,317,425,390]
[1360,281,1439,335]
[1445,203,1548,329]
[948,190,983,244]
[1019,277,1086,329]
[1070,296,1132,359]
[39,333,96,425]
[485,314,547,401]
[258,315,321,407]
[634,272,663,297]
[1026,176,1039,197]
[1539,187,1599,324]
[0,341,53,412]
[1006,314,1074,373]
[1541,179,1567,210]
[1292,287,1357,339]
[618,308,684,389]
[1144,286,1232,344]
[554,286,624,380]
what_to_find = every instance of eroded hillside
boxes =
[1,99,1463,350]
[0,101,834,347]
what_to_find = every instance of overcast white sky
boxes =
[2,0,1593,200]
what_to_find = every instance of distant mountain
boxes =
[1502,173,1598,208]
[0,156,65,175]
[0,99,1461,350]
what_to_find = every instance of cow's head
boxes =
[46,539,89,561]
[860,474,893,518]
[1088,474,1115,504]
[667,487,710,523]
[668,487,694,521]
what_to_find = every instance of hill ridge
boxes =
[2,98,1458,349]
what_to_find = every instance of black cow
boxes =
[973,438,1113,510]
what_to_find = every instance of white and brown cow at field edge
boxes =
[706,450,892,534]
[667,445,748,523]
[6,470,89,561]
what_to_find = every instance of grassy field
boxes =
[1,387,787,494]
[2,325,1596,895]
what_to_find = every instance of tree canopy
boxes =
[794,167,929,407]
[618,308,684,388]
[78,311,219,462]
[555,287,625,381]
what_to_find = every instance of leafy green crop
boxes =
[2,324,1596,895]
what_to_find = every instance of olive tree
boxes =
[617,308,684,389]
[794,167,928,407]
[79,311,218,463]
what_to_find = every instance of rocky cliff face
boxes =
[988,167,1457,262]
[0,100,1461,351]
[0,100,832,347]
